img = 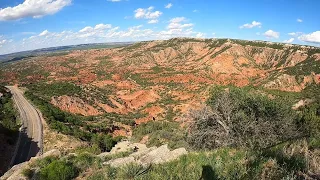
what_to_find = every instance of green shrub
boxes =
[87,171,105,180]
[35,156,57,168]
[39,160,78,180]
[298,101,320,149]
[72,153,100,170]
[75,144,102,155]
[299,103,320,138]
[188,86,302,150]
[22,168,34,179]
[118,163,145,179]
[90,134,118,152]
[308,137,320,149]
[26,82,81,99]
[104,165,118,179]
[262,149,307,172]
[132,121,187,149]
[285,57,320,76]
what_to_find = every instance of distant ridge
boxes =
[0,42,134,62]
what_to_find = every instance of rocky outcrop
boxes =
[292,99,314,110]
[102,141,188,168]
[105,156,136,167]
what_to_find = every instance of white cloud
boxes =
[167,17,193,30]
[193,9,198,13]
[297,18,303,23]
[79,24,112,33]
[134,9,145,19]
[0,0,72,21]
[94,24,112,30]
[263,30,280,39]
[107,0,121,2]
[298,31,320,44]
[0,19,203,54]
[283,38,294,43]
[0,37,12,48]
[288,32,302,36]
[134,7,162,19]
[196,33,205,38]
[77,24,112,38]
[39,30,49,36]
[153,17,197,39]
[165,3,173,9]
[0,39,7,45]
[169,17,186,23]
[148,19,158,24]
[79,27,93,33]
[29,36,36,39]
[79,26,93,33]
[239,21,262,29]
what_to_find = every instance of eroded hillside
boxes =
[0,38,320,137]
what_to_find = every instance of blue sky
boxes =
[0,0,319,55]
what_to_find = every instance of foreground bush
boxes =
[188,86,302,150]
[39,160,78,180]
[298,102,320,149]
[132,121,187,149]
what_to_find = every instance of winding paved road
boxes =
[6,86,43,166]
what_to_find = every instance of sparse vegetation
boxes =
[285,57,320,75]
[120,42,145,52]
[129,73,154,87]
[207,39,228,48]
[231,39,285,49]
[210,45,231,58]
[26,82,81,100]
